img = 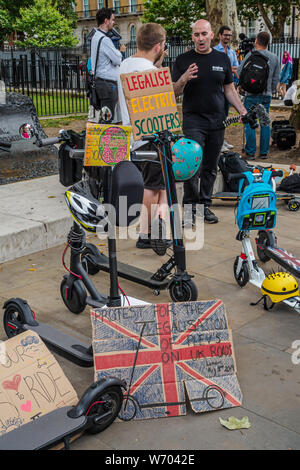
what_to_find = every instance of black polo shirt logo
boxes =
[212,66,224,72]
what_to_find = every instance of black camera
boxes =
[239,33,255,56]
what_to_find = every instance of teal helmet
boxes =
[171,138,202,181]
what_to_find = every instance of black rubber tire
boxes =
[288,199,300,212]
[233,256,249,287]
[60,278,87,314]
[256,231,272,262]
[169,279,198,302]
[86,386,123,434]
[81,243,101,275]
[3,302,33,338]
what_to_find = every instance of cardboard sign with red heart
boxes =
[0,331,78,437]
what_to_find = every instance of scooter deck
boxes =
[22,322,94,367]
[0,406,86,450]
[96,253,170,290]
[265,246,300,279]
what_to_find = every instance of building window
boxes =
[130,24,136,43]
[247,19,256,38]
[83,0,89,18]
[113,0,120,14]
[97,0,103,8]
[130,0,137,13]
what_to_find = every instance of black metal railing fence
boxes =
[1,37,299,117]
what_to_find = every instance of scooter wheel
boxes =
[256,231,274,262]
[169,279,198,302]
[81,243,101,275]
[60,278,87,314]
[3,301,33,338]
[288,199,300,212]
[86,386,123,434]
[233,256,249,287]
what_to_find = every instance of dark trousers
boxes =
[182,127,225,207]
[95,78,118,122]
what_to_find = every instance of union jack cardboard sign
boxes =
[91,300,242,420]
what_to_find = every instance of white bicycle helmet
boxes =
[65,181,107,233]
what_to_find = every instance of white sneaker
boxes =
[224,140,234,149]
[221,143,228,152]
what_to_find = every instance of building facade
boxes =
[74,0,144,47]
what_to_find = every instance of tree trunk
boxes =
[206,0,240,46]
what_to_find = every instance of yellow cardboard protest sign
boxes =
[84,122,131,166]
[120,67,181,141]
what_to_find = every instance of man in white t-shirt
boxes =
[117,23,168,249]
[118,23,196,249]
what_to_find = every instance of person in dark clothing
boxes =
[172,19,247,225]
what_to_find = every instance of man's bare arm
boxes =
[173,63,198,97]
[224,82,247,116]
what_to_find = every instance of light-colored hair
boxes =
[137,23,166,51]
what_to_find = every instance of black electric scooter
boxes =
[81,129,198,302]
[0,134,125,449]
[0,377,125,450]
[2,121,146,368]
[79,104,271,301]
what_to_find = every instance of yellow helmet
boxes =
[261,272,299,303]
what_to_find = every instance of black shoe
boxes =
[245,153,256,161]
[204,206,218,224]
[259,154,268,159]
[136,235,151,249]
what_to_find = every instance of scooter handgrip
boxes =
[131,150,158,162]
[141,135,157,142]
[39,136,61,146]
[227,172,247,182]
[271,170,284,178]
[69,148,85,159]
[0,141,12,148]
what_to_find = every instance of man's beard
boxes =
[154,48,164,63]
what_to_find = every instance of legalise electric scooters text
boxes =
[105,454,196,466]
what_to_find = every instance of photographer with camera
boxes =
[238,32,280,160]
[238,33,255,58]
[214,25,239,151]
[90,8,126,123]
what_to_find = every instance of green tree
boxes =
[236,0,300,38]
[142,0,206,40]
[14,0,78,48]
[0,10,12,45]
[55,0,78,29]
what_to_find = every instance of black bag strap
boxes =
[92,35,105,86]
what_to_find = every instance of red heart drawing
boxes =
[21,400,31,413]
[2,374,21,392]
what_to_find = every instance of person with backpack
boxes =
[238,32,280,160]
[90,8,125,123]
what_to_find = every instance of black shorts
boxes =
[134,143,165,190]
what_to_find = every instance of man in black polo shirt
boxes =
[172,19,247,224]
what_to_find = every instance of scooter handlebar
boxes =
[69,148,85,160]
[38,136,62,146]
[0,141,12,149]
[227,172,247,182]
